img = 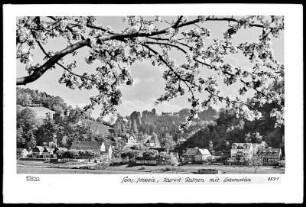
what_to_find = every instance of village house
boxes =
[18,146,58,160]
[100,142,113,160]
[144,136,155,147]
[181,147,212,164]
[126,134,137,145]
[198,149,212,161]
[42,147,50,159]
[32,146,44,158]
[230,143,259,162]
[70,140,113,160]
[181,148,195,164]
[143,133,161,148]
[261,147,282,166]
[30,146,56,159]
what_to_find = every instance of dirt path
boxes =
[17,161,285,174]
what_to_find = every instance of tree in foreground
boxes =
[16,16,284,128]
[17,107,39,147]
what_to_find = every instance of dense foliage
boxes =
[16,88,105,148]
[110,106,217,149]
[16,16,284,128]
[17,107,39,148]
[16,85,283,153]
[17,87,68,113]
[56,149,97,159]
[177,98,284,152]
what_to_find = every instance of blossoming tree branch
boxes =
[16,16,284,128]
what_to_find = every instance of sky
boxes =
[17,16,284,118]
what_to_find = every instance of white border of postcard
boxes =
[3,4,303,203]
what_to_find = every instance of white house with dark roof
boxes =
[70,140,113,160]
[261,147,282,166]
[198,149,211,161]
[181,147,212,163]
[143,133,161,148]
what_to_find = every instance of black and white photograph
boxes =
[3,4,303,204]
[15,14,286,174]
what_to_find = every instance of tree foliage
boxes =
[161,133,176,151]
[177,99,284,152]
[17,87,68,112]
[35,119,62,146]
[16,16,284,127]
[17,107,39,148]
[110,107,217,149]
[16,88,106,148]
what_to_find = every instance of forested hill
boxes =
[17,87,69,113]
[176,103,284,152]
[16,87,108,148]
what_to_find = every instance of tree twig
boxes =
[17,39,91,85]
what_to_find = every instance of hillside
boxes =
[16,87,112,148]
[82,119,111,138]
[177,104,284,152]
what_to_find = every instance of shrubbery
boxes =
[55,149,66,158]
[56,149,97,159]
[142,150,158,160]
[121,150,138,159]
[78,150,96,158]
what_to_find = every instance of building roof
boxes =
[53,147,68,152]
[142,134,161,147]
[113,137,123,142]
[178,138,186,142]
[70,140,112,153]
[232,143,254,149]
[43,147,57,153]
[100,142,113,153]
[122,143,147,152]
[199,149,211,155]
[184,148,199,156]
[143,135,152,143]
[183,148,211,156]
[261,148,281,157]
[33,146,44,152]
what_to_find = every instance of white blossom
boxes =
[167,28,176,35]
